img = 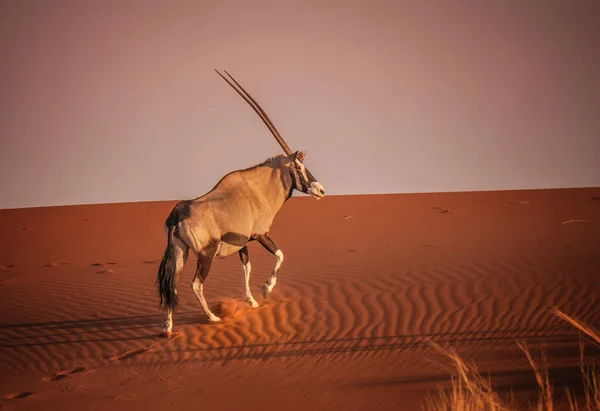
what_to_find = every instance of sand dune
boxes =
[0,188,599,410]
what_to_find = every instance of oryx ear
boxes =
[295,151,306,162]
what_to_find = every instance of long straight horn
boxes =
[214,69,293,155]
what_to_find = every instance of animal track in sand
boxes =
[97,268,115,274]
[109,345,158,362]
[91,262,118,273]
[0,264,15,270]
[503,200,530,206]
[53,343,163,387]
[111,394,136,402]
[45,262,69,268]
[44,366,87,381]
[143,260,159,264]
[4,391,34,399]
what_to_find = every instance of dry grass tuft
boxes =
[422,308,600,411]
[422,340,512,411]
[514,341,552,411]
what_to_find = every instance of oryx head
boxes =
[215,69,326,200]
[284,150,325,199]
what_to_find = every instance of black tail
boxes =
[157,225,178,311]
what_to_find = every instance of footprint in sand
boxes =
[143,260,159,264]
[44,366,87,382]
[45,262,68,268]
[97,268,115,274]
[503,200,530,206]
[4,391,34,399]
[0,265,15,270]
[106,344,159,362]
[112,394,135,402]
[91,263,118,273]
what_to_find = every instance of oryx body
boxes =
[157,71,325,337]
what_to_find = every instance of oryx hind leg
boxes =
[191,247,221,323]
[255,234,284,299]
[239,246,259,308]
[162,239,189,335]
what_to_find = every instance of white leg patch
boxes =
[263,250,284,298]
[243,261,259,308]
[162,309,173,334]
[191,278,221,322]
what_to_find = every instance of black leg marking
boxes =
[255,233,279,255]
[196,252,215,284]
[238,246,249,265]
[222,232,250,247]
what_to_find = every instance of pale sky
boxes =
[1,0,599,210]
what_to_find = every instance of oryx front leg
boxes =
[256,234,284,299]
[239,246,259,308]
[191,250,221,323]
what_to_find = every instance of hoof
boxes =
[158,331,172,339]
[246,298,260,308]
[208,316,222,323]
[262,283,271,299]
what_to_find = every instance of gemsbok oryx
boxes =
[156,70,326,337]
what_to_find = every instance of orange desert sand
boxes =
[1,187,599,410]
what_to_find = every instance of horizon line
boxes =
[2,185,599,212]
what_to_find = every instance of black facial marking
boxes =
[282,172,294,200]
[221,232,250,247]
